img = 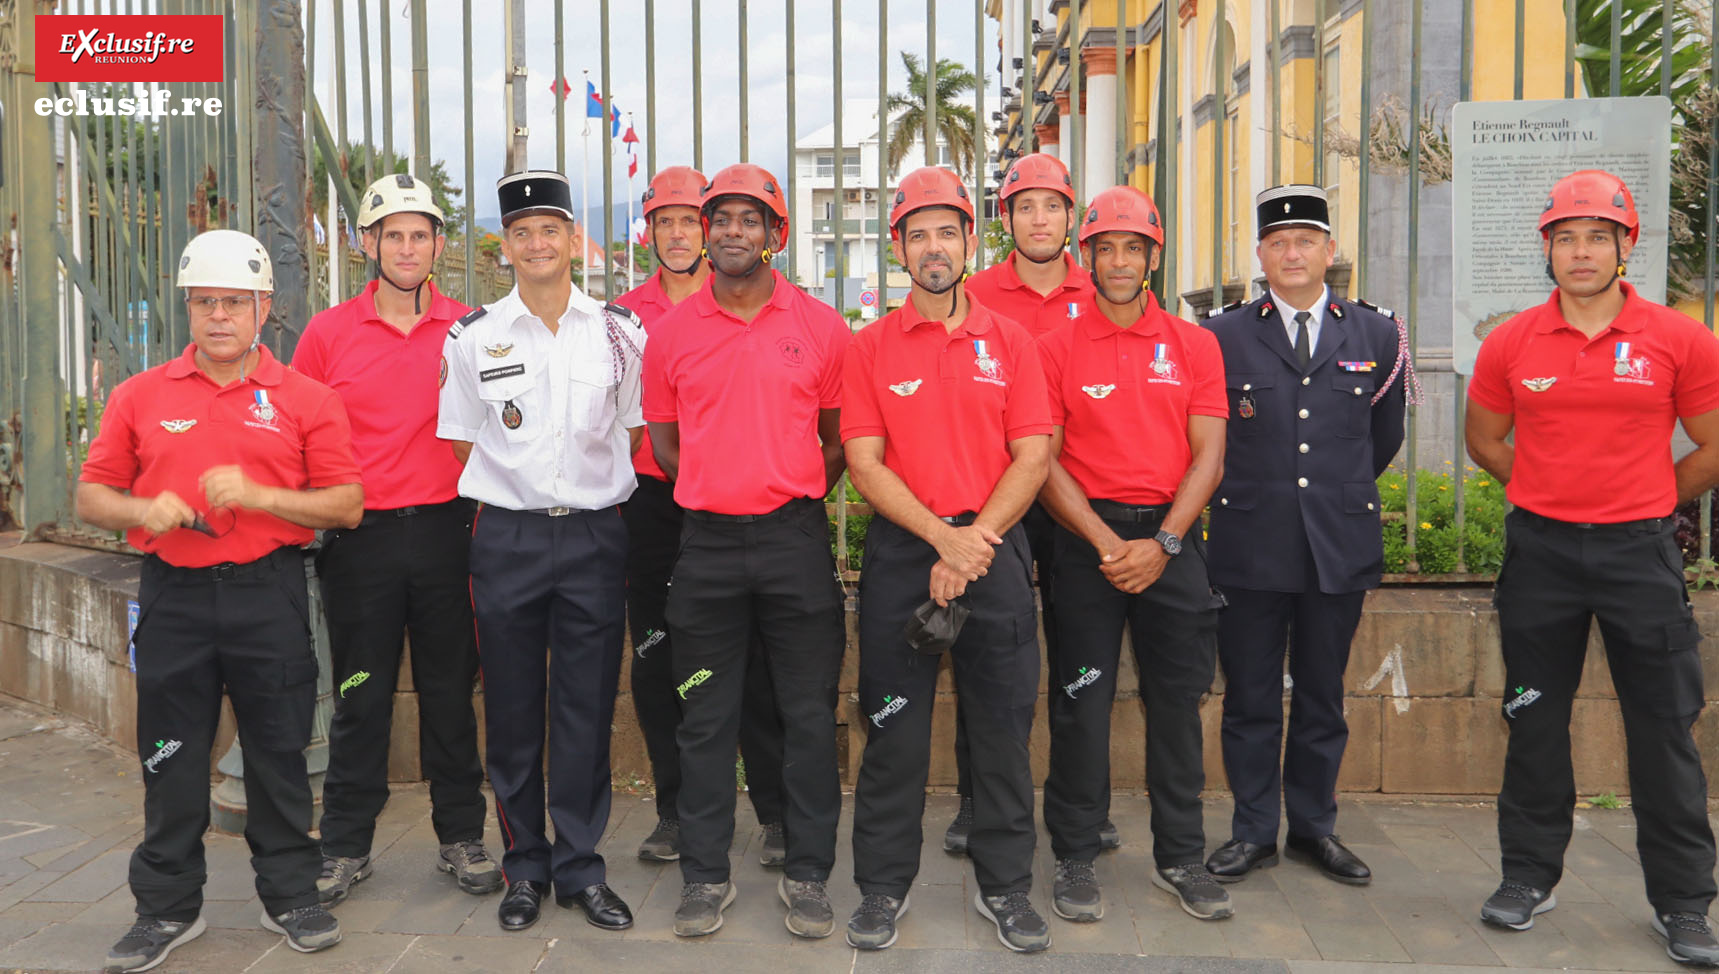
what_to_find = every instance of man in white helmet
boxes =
[293,173,501,907]
[76,229,364,971]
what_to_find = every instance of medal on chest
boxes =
[501,399,522,430]
[1614,341,1631,376]
[1151,343,1172,377]
[973,339,1000,380]
[1066,302,1081,320]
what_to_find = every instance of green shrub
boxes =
[1378,464,1507,574]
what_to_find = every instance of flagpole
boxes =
[582,69,592,293]
[626,112,636,287]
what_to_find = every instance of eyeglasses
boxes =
[187,506,237,538]
[185,295,257,316]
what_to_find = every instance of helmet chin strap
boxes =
[370,214,437,315]
[1006,199,1072,264]
[910,236,969,317]
[1087,241,1154,315]
[1545,224,1626,294]
[655,238,705,276]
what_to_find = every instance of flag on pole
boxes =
[585,80,604,118]
[551,77,572,100]
[623,117,639,178]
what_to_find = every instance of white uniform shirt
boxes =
[1270,284,1330,356]
[437,284,645,511]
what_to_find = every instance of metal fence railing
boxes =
[0,0,1714,581]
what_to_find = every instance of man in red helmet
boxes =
[843,166,1053,953]
[642,163,850,940]
[618,166,788,869]
[1467,169,1719,966]
[1037,186,1230,926]
[947,152,1114,857]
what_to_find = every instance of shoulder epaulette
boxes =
[447,306,487,339]
[1206,299,1245,319]
[603,301,642,327]
[1355,297,1396,319]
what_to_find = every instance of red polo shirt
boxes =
[81,345,361,567]
[964,251,1095,339]
[842,300,1052,518]
[642,271,850,514]
[1468,282,1719,523]
[619,271,682,482]
[292,280,468,510]
[1039,293,1227,505]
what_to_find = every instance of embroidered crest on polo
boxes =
[888,379,924,397]
[483,342,514,359]
[1082,383,1116,399]
[249,390,276,424]
[1522,377,1557,392]
[159,419,196,433]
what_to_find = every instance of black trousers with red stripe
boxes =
[623,474,786,826]
[469,504,627,895]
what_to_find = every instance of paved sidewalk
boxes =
[0,695,1709,974]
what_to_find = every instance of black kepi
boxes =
[1256,184,1330,238]
[498,170,576,227]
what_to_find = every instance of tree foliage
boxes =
[312,141,468,238]
[885,52,980,179]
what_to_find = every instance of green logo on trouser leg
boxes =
[339,670,371,698]
[678,668,713,699]
[143,738,182,773]
[870,694,909,727]
[1063,666,1103,699]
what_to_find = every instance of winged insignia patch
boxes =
[888,379,924,397]
[159,419,196,433]
[1082,384,1116,399]
[483,342,514,359]
[1521,377,1556,392]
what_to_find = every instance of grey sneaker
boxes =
[846,893,910,950]
[943,795,975,855]
[1098,818,1121,851]
[260,904,342,953]
[1052,858,1103,922]
[778,875,834,938]
[759,820,787,868]
[104,916,206,973]
[1480,880,1556,931]
[438,840,504,894]
[1152,863,1234,920]
[1654,911,1719,967]
[974,890,1052,953]
[315,855,372,905]
[638,818,681,862]
[673,881,737,937]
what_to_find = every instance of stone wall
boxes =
[6,536,1719,797]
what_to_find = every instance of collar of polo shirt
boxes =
[1533,280,1647,335]
[896,295,997,335]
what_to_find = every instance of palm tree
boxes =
[885,52,980,179]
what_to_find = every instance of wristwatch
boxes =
[1154,529,1183,556]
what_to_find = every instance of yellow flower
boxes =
[1420,521,1433,530]
[1438,485,1448,491]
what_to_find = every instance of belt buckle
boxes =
[547,506,572,517]
[212,563,238,580]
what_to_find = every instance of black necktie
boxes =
[1293,310,1311,369]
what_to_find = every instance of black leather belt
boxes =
[685,498,817,524]
[940,512,979,526]
[1089,499,1170,524]
[152,546,299,582]
[1516,508,1668,534]
[359,498,466,526]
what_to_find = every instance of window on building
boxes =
[816,153,834,177]
[937,142,951,166]
[824,200,835,220]
[843,151,861,179]
[1323,0,1345,22]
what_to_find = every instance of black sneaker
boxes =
[1098,819,1121,851]
[260,904,342,953]
[973,890,1052,953]
[943,795,975,855]
[315,854,372,905]
[778,875,834,938]
[1479,880,1556,931]
[1052,858,1103,922]
[104,916,206,973]
[1654,912,1719,967]
[846,893,910,950]
[759,821,787,868]
[673,881,736,937]
[1152,863,1234,920]
[638,818,681,862]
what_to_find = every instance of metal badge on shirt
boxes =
[973,340,1006,387]
[1614,341,1653,385]
[1147,343,1181,384]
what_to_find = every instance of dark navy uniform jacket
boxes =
[1204,293,1407,594]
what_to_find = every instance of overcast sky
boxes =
[309,0,1002,221]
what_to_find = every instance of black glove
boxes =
[903,598,970,655]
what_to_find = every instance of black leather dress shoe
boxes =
[1205,838,1279,882]
[498,880,544,931]
[557,883,634,930]
[1285,834,1371,885]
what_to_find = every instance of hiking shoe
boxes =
[1653,912,1719,966]
[1098,819,1121,851]
[315,855,372,905]
[638,818,681,862]
[438,840,504,894]
[1479,880,1556,931]
[973,890,1052,953]
[846,893,910,950]
[759,820,787,868]
[104,915,206,973]
[778,875,835,938]
[673,881,737,937]
[943,795,975,855]
[260,904,342,953]
[1152,863,1234,920]
[1052,858,1103,922]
